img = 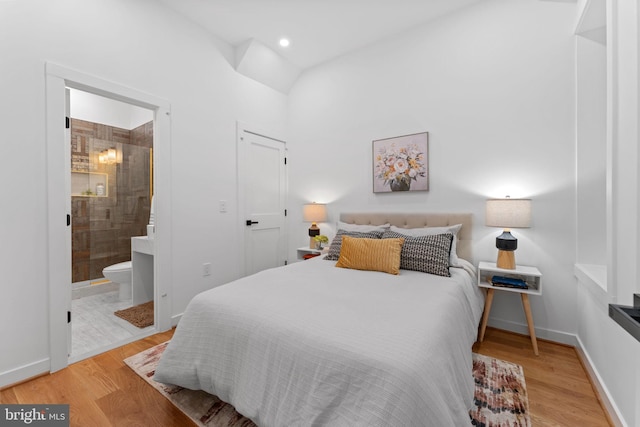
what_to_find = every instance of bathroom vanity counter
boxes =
[132,236,154,306]
[132,236,154,256]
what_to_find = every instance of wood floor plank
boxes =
[67,399,113,427]
[0,388,19,404]
[474,327,612,426]
[69,358,120,401]
[2,327,612,426]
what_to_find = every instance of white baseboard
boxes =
[487,317,578,346]
[0,358,49,389]
[2,326,165,389]
[574,335,627,427]
[171,313,182,328]
[488,317,626,427]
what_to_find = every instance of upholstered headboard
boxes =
[339,212,473,262]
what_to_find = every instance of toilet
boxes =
[102,261,132,301]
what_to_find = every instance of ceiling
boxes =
[158,0,483,69]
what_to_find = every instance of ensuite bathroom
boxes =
[69,88,155,361]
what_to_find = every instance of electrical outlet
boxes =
[219,200,227,213]
[203,262,211,276]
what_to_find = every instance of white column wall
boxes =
[576,36,607,265]
[575,0,640,425]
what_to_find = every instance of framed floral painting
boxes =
[373,132,429,193]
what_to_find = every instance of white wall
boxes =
[70,89,153,130]
[0,0,287,385]
[288,0,577,341]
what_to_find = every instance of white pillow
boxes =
[389,224,463,266]
[337,221,390,233]
[451,258,477,278]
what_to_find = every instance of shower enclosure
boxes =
[70,118,153,288]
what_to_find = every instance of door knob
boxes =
[246,220,259,226]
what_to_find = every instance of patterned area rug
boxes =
[114,301,154,328]
[471,353,530,427]
[124,342,530,427]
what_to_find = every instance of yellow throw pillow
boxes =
[336,236,404,275]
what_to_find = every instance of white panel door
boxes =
[65,88,72,357]
[238,127,287,276]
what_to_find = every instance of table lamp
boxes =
[485,197,531,269]
[303,202,327,249]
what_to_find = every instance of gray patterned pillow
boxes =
[382,230,453,277]
[324,229,384,260]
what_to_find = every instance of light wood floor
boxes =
[473,328,612,426]
[1,327,612,426]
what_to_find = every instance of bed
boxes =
[154,212,485,426]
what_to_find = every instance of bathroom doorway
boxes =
[68,89,155,361]
[46,63,172,372]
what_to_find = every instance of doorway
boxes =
[237,123,287,277]
[68,88,155,361]
[46,63,172,372]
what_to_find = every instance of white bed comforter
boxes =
[154,257,485,427]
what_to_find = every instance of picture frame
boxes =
[373,132,429,193]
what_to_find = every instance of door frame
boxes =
[236,122,288,278]
[45,62,172,372]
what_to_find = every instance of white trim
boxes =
[574,263,609,313]
[171,313,183,328]
[0,359,50,389]
[153,104,173,333]
[605,0,617,303]
[46,63,167,111]
[487,317,578,347]
[236,121,286,147]
[45,62,172,374]
[575,335,627,427]
[236,122,248,278]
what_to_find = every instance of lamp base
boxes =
[496,250,515,269]
[309,224,320,249]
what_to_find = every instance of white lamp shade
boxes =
[302,203,327,223]
[485,198,531,228]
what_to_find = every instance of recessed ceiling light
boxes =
[279,38,290,48]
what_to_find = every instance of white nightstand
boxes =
[477,261,542,355]
[296,246,323,261]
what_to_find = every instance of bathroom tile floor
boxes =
[71,285,153,360]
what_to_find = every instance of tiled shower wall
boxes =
[71,119,153,283]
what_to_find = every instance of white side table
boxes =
[477,261,542,355]
[296,246,323,261]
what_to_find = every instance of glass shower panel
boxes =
[110,141,152,260]
[71,136,116,284]
[70,119,153,286]
[87,138,121,284]
[70,126,91,285]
